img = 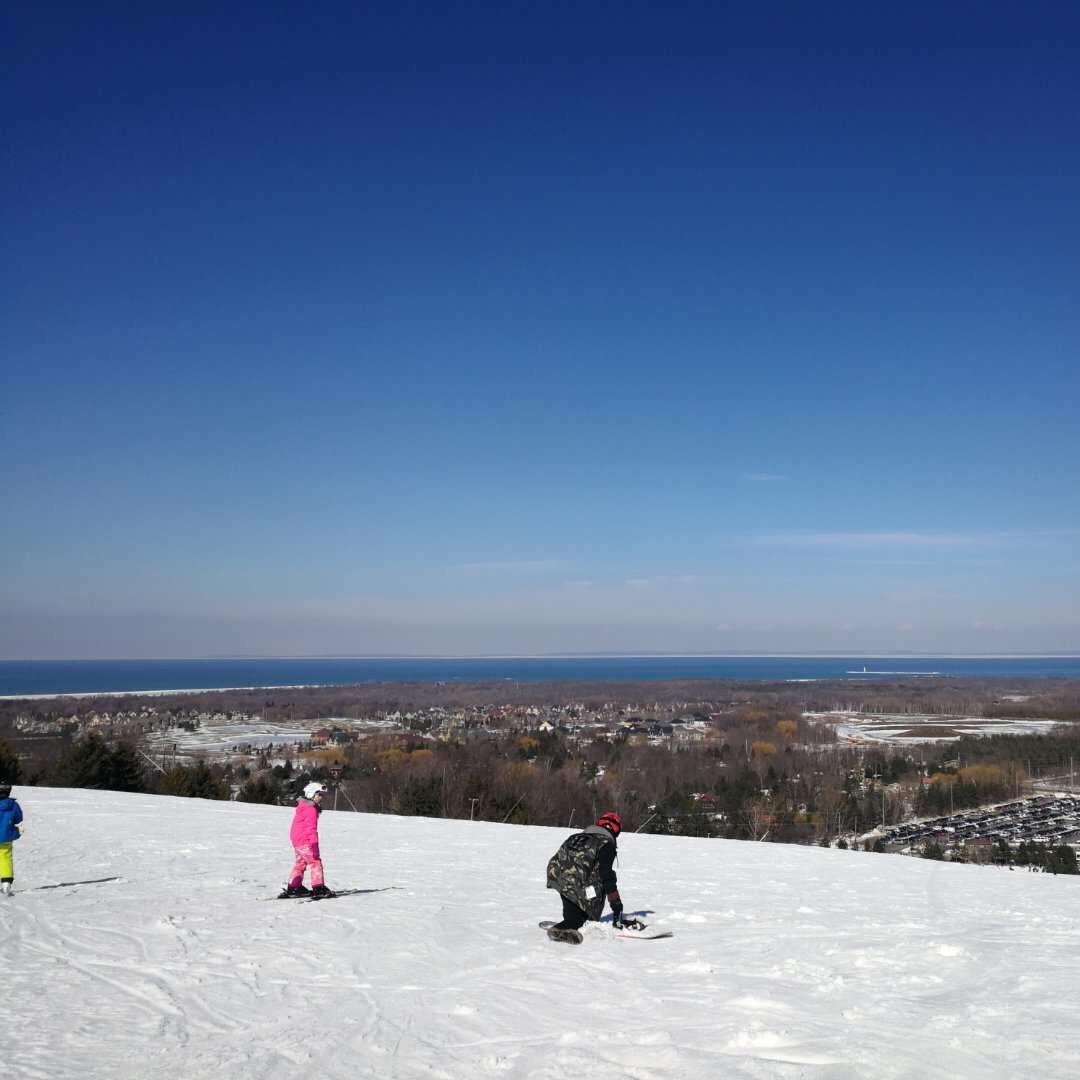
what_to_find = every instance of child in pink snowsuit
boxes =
[281,782,333,898]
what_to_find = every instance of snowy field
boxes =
[144,722,318,756]
[805,711,1063,745]
[5,789,1080,1080]
[143,717,402,759]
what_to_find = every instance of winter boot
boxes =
[1,881,12,897]
[310,884,335,899]
[546,926,583,945]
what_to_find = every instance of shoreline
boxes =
[4,674,1080,702]
[0,684,333,701]
[2,655,1079,701]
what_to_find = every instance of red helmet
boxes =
[597,811,622,836]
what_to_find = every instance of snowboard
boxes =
[538,921,583,944]
[616,927,674,940]
[539,919,673,941]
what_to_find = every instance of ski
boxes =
[29,877,121,891]
[301,888,366,902]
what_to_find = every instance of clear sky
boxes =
[3,3,1078,659]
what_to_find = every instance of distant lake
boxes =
[2,655,1079,696]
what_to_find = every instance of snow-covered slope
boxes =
[5,789,1078,1080]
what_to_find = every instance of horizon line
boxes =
[3,652,1080,662]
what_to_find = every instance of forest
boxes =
[3,676,1078,864]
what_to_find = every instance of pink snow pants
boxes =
[288,843,325,888]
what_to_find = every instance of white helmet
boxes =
[303,781,327,800]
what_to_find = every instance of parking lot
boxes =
[881,794,1080,851]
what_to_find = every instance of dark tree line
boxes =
[10,707,1080,858]
[0,738,21,784]
[22,734,232,801]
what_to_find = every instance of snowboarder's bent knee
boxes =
[545,811,629,939]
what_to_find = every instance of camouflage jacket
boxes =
[546,825,618,920]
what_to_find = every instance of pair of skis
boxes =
[263,886,400,903]
[270,888,362,903]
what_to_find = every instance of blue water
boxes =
[1,656,1079,696]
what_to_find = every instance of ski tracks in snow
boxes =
[6,790,1080,1079]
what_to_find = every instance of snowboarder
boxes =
[0,783,24,897]
[545,811,632,943]
[280,782,334,898]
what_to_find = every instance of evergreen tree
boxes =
[42,735,146,793]
[398,774,442,817]
[47,734,114,788]
[0,738,21,784]
[105,741,147,792]
[1016,841,1044,868]
[160,761,229,800]
[1043,845,1079,875]
[237,777,285,805]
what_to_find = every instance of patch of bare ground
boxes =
[893,725,966,738]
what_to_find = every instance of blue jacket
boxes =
[0,798,23,843]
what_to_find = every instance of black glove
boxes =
[613,915,645,931]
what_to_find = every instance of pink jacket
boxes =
[290,798,321,848]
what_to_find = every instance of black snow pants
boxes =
[553,894,588,931]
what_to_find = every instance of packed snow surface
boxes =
[5,789,1079,1079]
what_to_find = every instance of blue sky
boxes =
[3,3,1078,658]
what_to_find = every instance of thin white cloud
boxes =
[624,574,698,588]
[455,560,567,574]
[755,529,1079,550]
[814,558,1007,568]
[756,532,1000,549]
[843,559,940,567]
